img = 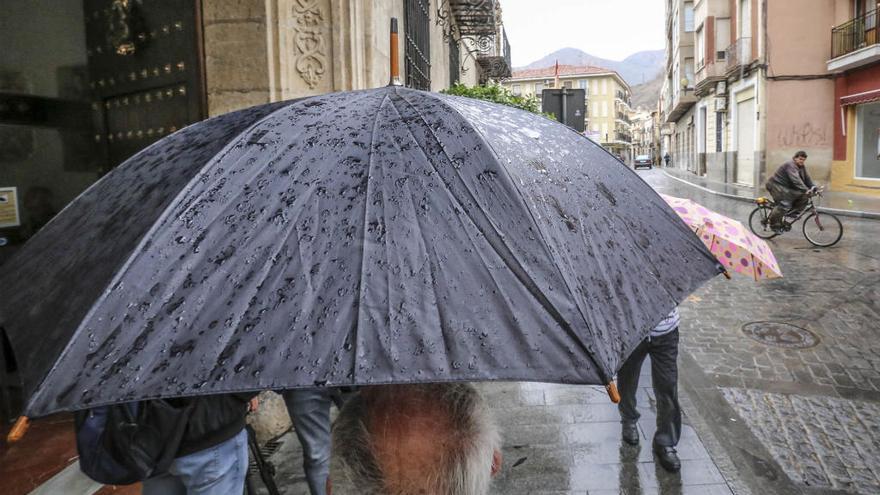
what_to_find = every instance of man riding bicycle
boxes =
[765,150,817,233]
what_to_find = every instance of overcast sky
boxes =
[502,0,666,66]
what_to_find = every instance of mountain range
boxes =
[519,47,665,86]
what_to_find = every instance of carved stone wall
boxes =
[267,0,334,99]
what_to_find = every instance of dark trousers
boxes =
[617,329,681,448]
[766,182,809,229]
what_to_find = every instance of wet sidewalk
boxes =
[262,360,734,494]
[661,167,880,220]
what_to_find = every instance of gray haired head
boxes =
[330,383,501,495]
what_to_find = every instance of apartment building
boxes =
[660,0,696,173]
[662,0,837,189]
[503,65,633,157]
[828,0,880,197]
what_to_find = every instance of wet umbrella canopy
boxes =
[0,87,723,416]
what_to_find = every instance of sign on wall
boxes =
[0,187,20,228]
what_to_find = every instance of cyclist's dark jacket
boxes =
[768,160,814,193]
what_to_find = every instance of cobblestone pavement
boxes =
[722,388,880,493]
[645,168,880,494]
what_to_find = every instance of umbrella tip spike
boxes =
[6,416,30,443]
[389,17,402,86]
[605,381,620,404]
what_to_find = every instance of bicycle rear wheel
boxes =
[748,206,777,239]
[802,212,843,247]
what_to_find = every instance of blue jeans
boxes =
[142,428,248,495]
[282,389,348,495]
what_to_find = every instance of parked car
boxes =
[633,154,653,169]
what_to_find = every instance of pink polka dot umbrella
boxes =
[660,194,782,280]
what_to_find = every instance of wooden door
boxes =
[83,0,207,167]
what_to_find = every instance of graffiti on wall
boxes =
[775,123,830,148]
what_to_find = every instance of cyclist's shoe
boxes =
[770,224,785,235]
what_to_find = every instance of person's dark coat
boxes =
[768,160,814,193]
[175,392,256,457]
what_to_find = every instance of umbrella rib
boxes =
[349,93,392,384]
[392,91,611,383]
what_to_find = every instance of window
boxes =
[564,81,573,89]
[404,0,431,90]
[684,2,695,32]
[536,83,544,94]
[696,26,704,67]
[684,58,695,87]
[602,123,609,140]
[512,84,521,96]
[593,101,599,116]
[855,101,880,179]
[578,80,587,90]
[602,101,608,117]
[448,38,460,86]
[592,79,598,94]
[738,0,751,38]
[601,79,607,95]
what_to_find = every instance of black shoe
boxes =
[653,444,681,472]
[621,423,639,445]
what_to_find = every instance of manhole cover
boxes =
[741,321,820,349]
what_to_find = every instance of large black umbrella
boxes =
[0,86,723,417]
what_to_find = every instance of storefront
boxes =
[831,63,880,195]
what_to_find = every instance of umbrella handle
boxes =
[723,270,732,280]
[7,416,29,443]
[605,381,620,403]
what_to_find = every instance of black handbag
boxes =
[76,399,192,484]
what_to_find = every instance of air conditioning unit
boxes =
[716,81,727,95]
[716,50,727,61]
[715,96,728,112]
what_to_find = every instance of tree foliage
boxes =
[441,83,543,114]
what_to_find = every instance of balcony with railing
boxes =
[476,25,512,81]
[725,37,752,76]
[664,81,696,123]
[694,58,727,96]
[828,8,880,72]
[447,0,497,37]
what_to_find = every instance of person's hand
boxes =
[249,397,259,412]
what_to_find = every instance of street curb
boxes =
[660,170,880,220]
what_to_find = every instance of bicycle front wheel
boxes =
[749,206,777,239]
[802,212,843,247]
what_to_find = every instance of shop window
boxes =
[855,101,880,179]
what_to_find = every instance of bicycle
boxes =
[748,187,843,247]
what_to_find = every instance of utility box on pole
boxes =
[541,88,586,133]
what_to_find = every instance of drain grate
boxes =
[741,321,820,349]
[248,437,282,475]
